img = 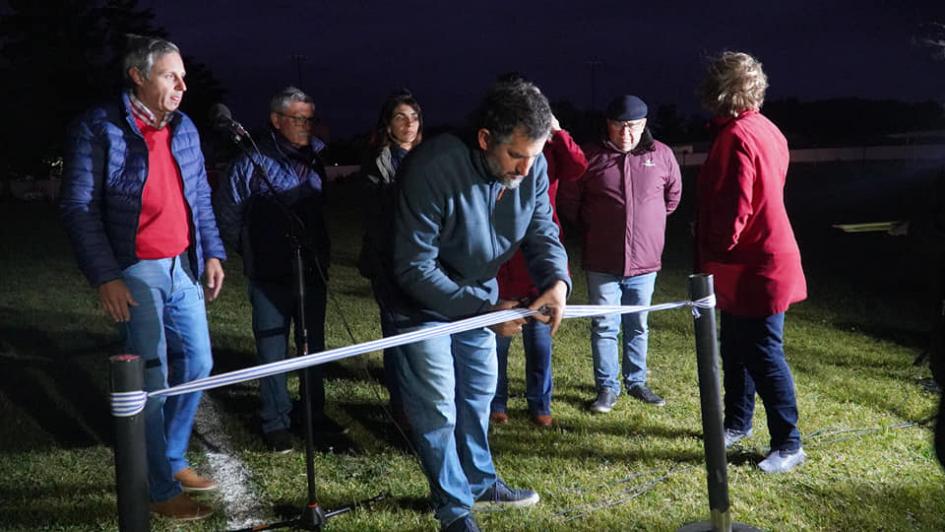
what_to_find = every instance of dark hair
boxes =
[123,34,179,86]
[370,89,423,148]
[473,79,551,144]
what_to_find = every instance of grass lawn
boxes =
[1,171,943,531]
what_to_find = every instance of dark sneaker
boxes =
[723,428,753,448]
[589,390,618,413]
[313,414,349,436]
[759,447,806,473]
[627,384,666,407]
[264,429,294,454]
[474,479,540,509]
[442,514,481,532]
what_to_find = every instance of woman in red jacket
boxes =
[490,115,588,427]
[696,51,807,473]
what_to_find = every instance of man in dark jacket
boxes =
[214,86,341,453]
[60,35,225,520]
[558,95,682,413]
[387,79,571,532]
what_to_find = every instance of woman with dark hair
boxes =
[559,94,682,415]
[358,89,423,421]
[696,51,807,473]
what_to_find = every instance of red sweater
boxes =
[134,116,191,260]
[695,110,807,317]
[496,130,587,299]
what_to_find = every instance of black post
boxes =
[110,354,150,532]
[678,274,758,532]
[294,242,327,528]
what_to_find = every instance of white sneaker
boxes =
[723,428,752,448]
[758,447,806,473]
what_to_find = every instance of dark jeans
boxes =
[491,319,553,416]
[371,280,405,411]
[248,276,326,434]
[720,311,801,452]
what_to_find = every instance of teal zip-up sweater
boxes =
[393,133,571,323]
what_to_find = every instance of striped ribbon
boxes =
[114,296,714,403]
[110,390,149,417]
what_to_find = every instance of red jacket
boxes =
[496,129,587,299]
[695,110,807,317]
[558,137,682,277]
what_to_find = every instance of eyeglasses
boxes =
[608,119,646,130]
[278,113,318,126]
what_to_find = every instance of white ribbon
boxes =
[142,297,716,400]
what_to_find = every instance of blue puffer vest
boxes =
[60,92,226,287]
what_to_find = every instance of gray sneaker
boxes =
[759,447,806,473]
[590,390,618,413]
[627,384,666,407]
[723,428,753,448]
[474,479,540,508]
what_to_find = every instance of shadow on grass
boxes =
[337,401,416,454]
[0,309,115,451]
[0,500,117,530]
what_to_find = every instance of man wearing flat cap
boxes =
[558,94,682,414]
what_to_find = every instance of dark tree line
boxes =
[0,0,224,178]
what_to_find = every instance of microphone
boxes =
[208,103,249,142]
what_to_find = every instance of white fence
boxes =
[675,144,945,167]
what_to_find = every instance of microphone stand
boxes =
[219,126,384,530]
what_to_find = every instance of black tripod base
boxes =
[678,521,761,532]
[235,492,387,531]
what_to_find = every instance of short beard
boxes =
[499,175,524,189]
[484,152,524,189]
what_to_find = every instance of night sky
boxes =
[147,0,945,139]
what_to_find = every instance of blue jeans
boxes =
[491,320,553,416]
[720,312,801,452]
[392,324,498,527]
[122,255,213,502]
[248,277,326,434]
[586,271,657,394]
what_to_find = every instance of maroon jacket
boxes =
[695,110,807,317]
[558,137,682,277]
[496,129,587,299]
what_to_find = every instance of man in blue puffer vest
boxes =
[214,86,342,454]
[60,35,225,521]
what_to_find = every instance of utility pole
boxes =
[291,53,307,87]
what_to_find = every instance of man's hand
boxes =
[490,299,527,337]
[528,280,568,336]
[98,279,137,322]
[205,258,225,302]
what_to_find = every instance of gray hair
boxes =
[699,51,769,117]
[123,34,180,85]
[269,86,314,114]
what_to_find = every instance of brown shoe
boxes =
[174,467,218,492]
[490,411,509,424]
[150,492,213,521]
[532,414,553,427]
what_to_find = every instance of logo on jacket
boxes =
[643,159,655,167]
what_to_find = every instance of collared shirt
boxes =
[128,91,173,130]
